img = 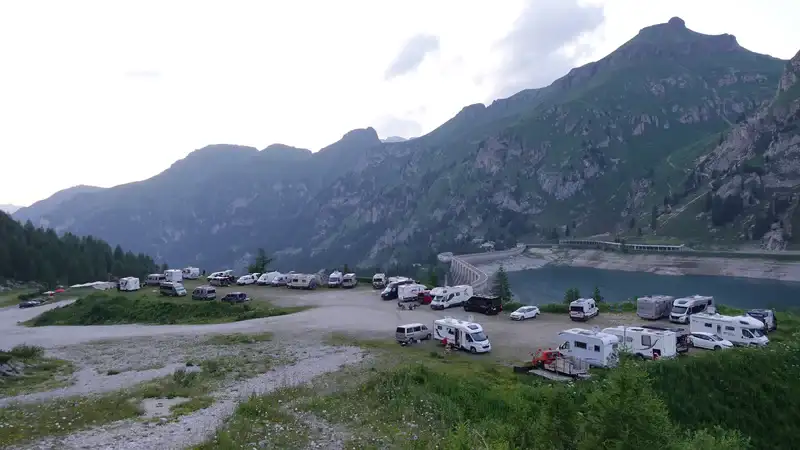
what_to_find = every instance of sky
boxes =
[1,0,798,207]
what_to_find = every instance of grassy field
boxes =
[25,291,310,326]
[0,345,75,398]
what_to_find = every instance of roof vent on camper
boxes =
[707,306,717,314]
[591,326,600,334]
[467,324,479,330]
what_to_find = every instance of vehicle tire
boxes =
[470,347,477,354]
[713,346,721,351]
[426,333,432,340]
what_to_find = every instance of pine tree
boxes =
[593,285,603,302]
[564,287,581,304]
[492,265,512,302]
[247,248,273,273]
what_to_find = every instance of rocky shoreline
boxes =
[474,248,800,282]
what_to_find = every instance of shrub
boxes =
[9,344,44,359]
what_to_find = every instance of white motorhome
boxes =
[257,271,281,285]
[430,285,474,310]
[163,269,183,283]
[182,267,200,280]
[670,295,714,324]
[602,326,678,359]
[557,328,620,368]
[271,273,289,286]
[433,317,491,353]
[398,283,426,302]
[342,273,358,288]
[636,295,674,320]
[288,274,318,290]
[328,271,343,288]
[118,277,140,292]
[372,273,387,289]
[690,312,769,347]
[569,298,599,321]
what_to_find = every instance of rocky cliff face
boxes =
[13,19,791,270]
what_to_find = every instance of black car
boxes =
[221,292,250,304]
[463,295,502,315]
[18,298,44,308]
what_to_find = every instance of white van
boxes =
[430,285,474,310]
[271,273,289,286]
[602,326,678,359]
[433,317,491,353]
[395,323,432,343]
[569,298,599,321]
[670,295,714,324]
[237,274,257,285]
[118,277,140,292]
[164,269,183,283]
[146,273,166,286]
[342,273,358,288]
[690,312,769,347]
[328,271,343,288]
[182,267,200,280]
[557,328,620,368]
[257,271,281,285]
[288,274,318,290]
[398,283,426,302]
[372,273,386,289]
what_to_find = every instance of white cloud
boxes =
[385,34,440,80]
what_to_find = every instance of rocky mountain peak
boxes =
[336,127,381,148]
[627,17,739,54]
[778,49,800,94]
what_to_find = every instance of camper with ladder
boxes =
[556,328,619,368]
[433,317,492,354]
[601,326,678,359]
[182,267,200,280]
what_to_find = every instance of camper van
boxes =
[182,267,200,280]
[569,298,599,321]
[372,273,387,289]
[163,269,183,283]
[557,328,620,368]
[236,274,257,285]
[208,276,230,287]
[159,282,187,297]
[640,324,690,353]
[118,277,140,292]
[271,273,289,286]
[636,295,674,320]
[670,295,714,324]
[342,273,358,288]
[145,273,166,286]
[328,271,343,288]
[464,295,503,315]
[430,285,474,310]
[191,285,216,301]
[398,283,427,302]
[747,309,777,332]
[288,274,318,290]
[257,271,281,286]
[602,326,678,359]
[433,317,492,353]
[380,278,414,300]
[690,312,769,347]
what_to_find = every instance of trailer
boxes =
[512,349,590,381]
[636,295,674,320]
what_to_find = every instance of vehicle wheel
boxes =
[470,347,477,354]
[713,346,721,351]
[426,333,432,340]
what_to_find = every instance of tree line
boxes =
[0,212,158,288]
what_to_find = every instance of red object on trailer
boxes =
[417,290,433,304]
[531,348,562,367]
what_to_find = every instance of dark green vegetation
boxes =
[14,19,794,270]
[0,345,75,397]
[491,264,511,302]
[26,292,308,326]
[0,211,157,288]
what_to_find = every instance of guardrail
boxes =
[440,245,526,294]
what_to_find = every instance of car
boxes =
[690,332,734,351]
[221,292,250,304]
[510,306,540,321]
[18,298,44,308]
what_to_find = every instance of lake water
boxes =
[506,266,800,311]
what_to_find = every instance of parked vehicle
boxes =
[159,282,187,297]
[636,295,674,320]
[208,276,231,287]
[513,348,590,378]
[690,332,734,351]
[433,317,491,353]
[380,278,414,300]
[398,283,426,302]
[669,295,714,324]
[182,267,200,280]
[257,271,281,285]
[395,323,432,343]
[271,274,289,286]
[430,285,473,310]
[328,271,343,288]
[145,273,166,286]
[372,273,387,289]
[397,302,419,311]
[569,298,599,322]
[747,309,777,332]
[464,295,503,315]
[163,269,183,283]
[237,274,257,285]
[118,277,141,292]
[18,298,45,308]
[510,305,540,321]
[341,273,358,288]
[191,285,217,301]
[417,290,433,304]
[602,326,678,359]
[288,274,318,290]
[639,324,690,353]
[221,292,250,304]
[690,312,769,347]
[556,328,619,368]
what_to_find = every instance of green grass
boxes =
[0,345,75,397]
[25,292,310,326]
[0,288,37,307]
[169,396,214,417]
[203,332,274,345]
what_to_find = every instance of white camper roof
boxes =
[343,273,356,278]
[434,317,484,333]
[570,298,595,306]
[692,312,764,328]
[603,325,676,338]
[674,295,713,306]
[638,295,674,303]
[559,328,619,345]
[372,273,385,279]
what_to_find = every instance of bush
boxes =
[17,291,42,302]
[9,344,44,359]
[503,301,524,312]
[539,303,570,314]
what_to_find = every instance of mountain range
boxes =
[13,17,800,271]
[0,204,21,215]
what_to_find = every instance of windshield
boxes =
[395,327,405,333]
[471,332,488,342]
[750,328,765,337]
[672,306,688,314]
[516,307,531,313]
[433,295,444,302]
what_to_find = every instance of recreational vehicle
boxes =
[640,324,690,353]
[159,282,187,297]
[395,323,432,343]
[602,326,678,359]
[380,278,414,300]
[328,271,343,288]
[430,285,474,310]
[182,267,200,280]
[433,317,492,353]
[636,295,674,320]
[747,309,777,332]
[288,274,318,290]
[372,273,387,289]
[557,328,620,368]
[398,283,426,302]
[191,286,216,301]
[669,295,714,324]
[236,274,257,285]
[163,269,183,283]
[569,298,599,321]
[257,271,281,285]
[271,273,289,286]
[208,275,231,287]
[464,295,503,315]
[690,312,769,347]
[145,273,166,286]
[118,277,140,292]
[342,273,358,288]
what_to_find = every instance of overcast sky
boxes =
[1,0,798,207]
